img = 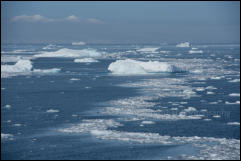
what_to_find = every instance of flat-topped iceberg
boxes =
[34,48,101,58]
[108,59,183,75]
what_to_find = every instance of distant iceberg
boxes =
[108,59,183,75]
[34,48,102,58]
[176,42,190,48]
[72,41,86,45]
[189,50,203,54]
[137,47,159,53]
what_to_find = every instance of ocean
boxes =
[1,43,240,160]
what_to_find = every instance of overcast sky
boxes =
[1,1,240,44]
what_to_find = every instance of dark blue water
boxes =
[1,43,240,160]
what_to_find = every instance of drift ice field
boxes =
[1,43,240,160]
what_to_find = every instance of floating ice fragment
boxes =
[227,122,240,126]
[46,109,59,113]
[229,93,240,97]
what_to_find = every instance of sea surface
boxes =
[1,43,240,160]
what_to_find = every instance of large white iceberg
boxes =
[108,59,182,75]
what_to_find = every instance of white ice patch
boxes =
[136,47,159,53]
[225,101,240,105]
[70,78,80,81]
[141,121,155,125]
[229,93,240,97]
[74,58,99,63]
[108,59,183,75]
[159,51,170,54]
[183,107,197,112]
[3,104,11,109]
[176,42,190,48]
[33,68,61,74]
[195,87,205,91]
[1,59,60,78]
[46,109,59,113]
[210,76,223,80]
[188,50,203,54]
[228,79,240,83]
[227,122,240,126]
[191,47,198,50]
[34,48,102,58]
[1,60,32,78]
[207,91,215,95]
[1,133,13,141]
[205,86,217,90]
[72,41,86,45]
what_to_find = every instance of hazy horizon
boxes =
[1,1,240,44]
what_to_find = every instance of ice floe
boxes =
[229,93,240,97]
[46,109,59,113]
[227,122,240,126]
[225,101,240,105]
[188,50,203,54]
[74,58,99,63]
[228,79,240,83]
[1,133,13,141]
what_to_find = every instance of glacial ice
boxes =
[108,59,183,75]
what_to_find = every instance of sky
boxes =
[1,1,240,44]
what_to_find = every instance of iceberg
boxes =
[136,47,159,53]
[176,42,190,48]
[34,48,101,58]
[1,59,61,78]
[108,59,183,75]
